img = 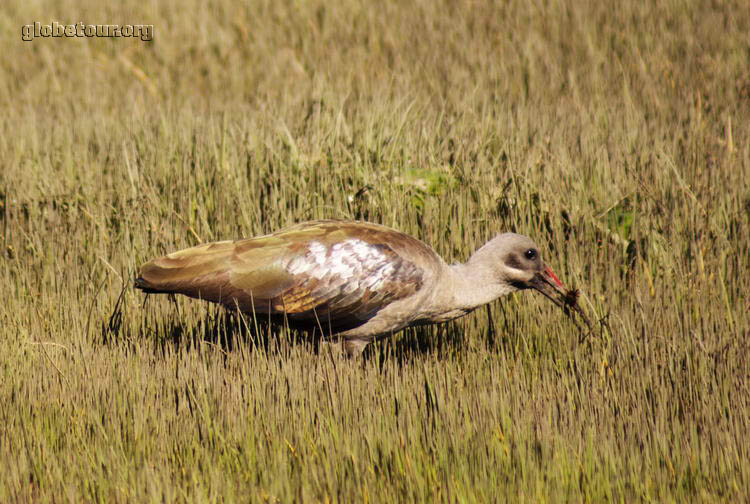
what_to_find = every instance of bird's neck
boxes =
[423,260,515,322]
[448,260,515,308]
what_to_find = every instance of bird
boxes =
[135,220,588,356]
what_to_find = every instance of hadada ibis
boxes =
[135,220,588,356]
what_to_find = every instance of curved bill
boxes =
[527,264,592,332]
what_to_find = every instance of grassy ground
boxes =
[2,0,749,501]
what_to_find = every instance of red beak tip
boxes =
[545,266,564,288]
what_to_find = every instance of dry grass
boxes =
[1,0,749,501]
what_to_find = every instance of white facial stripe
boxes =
[504,265,533,284]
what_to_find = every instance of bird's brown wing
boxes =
[136,221,431,331]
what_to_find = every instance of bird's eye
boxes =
[524,248,537,260]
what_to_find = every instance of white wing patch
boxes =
[285,239,393,286]
[258,234,425,328]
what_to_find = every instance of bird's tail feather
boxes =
[134,276,167,293]
[134,241,237,299]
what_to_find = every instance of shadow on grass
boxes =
[102,285,471,363]
[362,322,469,367]
[152,312,470,364]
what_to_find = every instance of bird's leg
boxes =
[343,338,369,358]
[319,338,342,355]
[318,338,368,359]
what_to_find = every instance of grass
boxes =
[1,0,749,501]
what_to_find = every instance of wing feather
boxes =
[136,221,436,331]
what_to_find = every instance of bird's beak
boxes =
[528,265,567,305]
[528,264,592,331]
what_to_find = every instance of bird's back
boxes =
[136,220,443,331]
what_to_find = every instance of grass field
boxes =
[2,0,749,501]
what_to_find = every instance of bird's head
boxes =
[470,233,590,327]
